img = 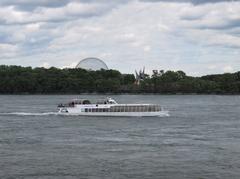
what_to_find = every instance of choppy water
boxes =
[0,95,240,179]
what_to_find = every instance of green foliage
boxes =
[0,65,239,94]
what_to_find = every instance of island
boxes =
[0,65,239,94]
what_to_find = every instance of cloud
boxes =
[0,43,19,58]
[0,0,69,9]
[223,65,234,73]
[0,0,239,75]
[42,62,50,68]
[143,45,151,52]
[140,0,240,5]
[179,2,240,30]
[0,2,119,25]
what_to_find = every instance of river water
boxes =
[0,95,240,179]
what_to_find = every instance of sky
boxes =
[0,0,239,76]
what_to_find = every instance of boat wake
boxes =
[0,112,71,116]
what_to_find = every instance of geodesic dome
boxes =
[76,57,108,71]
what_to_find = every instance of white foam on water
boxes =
[0,112,66,116]
[159,111,170,117]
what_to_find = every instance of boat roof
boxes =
[69,97,117,104]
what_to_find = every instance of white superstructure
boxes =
[58,97,168,117]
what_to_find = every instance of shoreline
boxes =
[0,93,240,95]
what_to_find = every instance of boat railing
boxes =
[122,105,161,112]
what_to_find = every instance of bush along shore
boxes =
[0,65,240,94]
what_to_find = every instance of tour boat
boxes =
[57,97,168,117]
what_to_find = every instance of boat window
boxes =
[137,106,140,112]
[104,108,110,112]
[109,107,113,112]
[134,106,137,112]
[147,106,150,112]
[68,102,75,107]
[85,108,88,112]
[122,106,124,112]
[118,106,122,112]
[132,106,135,112]
[129,106,132,112]
[136,106,139,112]
[130,106,133,112]
[112,106,117,112]
[151,106,154,112]
[83,100,91,104]
[131,106,133,112]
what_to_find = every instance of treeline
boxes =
[0,65,240,94]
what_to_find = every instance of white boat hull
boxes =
[58,108,168,117]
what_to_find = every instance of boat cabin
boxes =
[59,97,117,107]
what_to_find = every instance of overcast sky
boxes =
[0,0,239,75]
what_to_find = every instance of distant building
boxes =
[76,57,108,71]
